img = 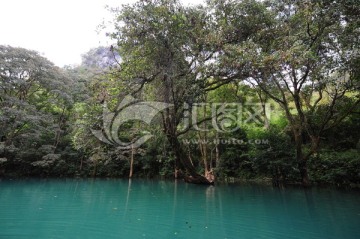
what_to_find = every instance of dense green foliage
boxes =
[0,0,359,187]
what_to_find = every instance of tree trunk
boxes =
[215,132,220,168]
[129,145,134,178]
[169,135,213,185]
[294,133,310,187]
[257,90,270,129]
[298,159,310,187]
[161,74,212,185]
[199,137,214,183]
[199,136,209,173]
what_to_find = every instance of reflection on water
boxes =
[0,179,359,239]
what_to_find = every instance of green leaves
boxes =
[0,45,80,176]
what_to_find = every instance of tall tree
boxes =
[108,0,221,184]
[0,45,73,147]
[221,0,360,185]
[0,45,76,175]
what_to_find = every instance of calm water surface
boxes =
[0,179,359,239]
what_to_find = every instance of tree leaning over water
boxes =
[107,0,217,184]
[106,0,272,183]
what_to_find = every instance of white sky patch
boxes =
[0,0,203,67]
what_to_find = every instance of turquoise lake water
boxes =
[0,179,359,239]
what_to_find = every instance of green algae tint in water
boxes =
[0,179,359,239]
